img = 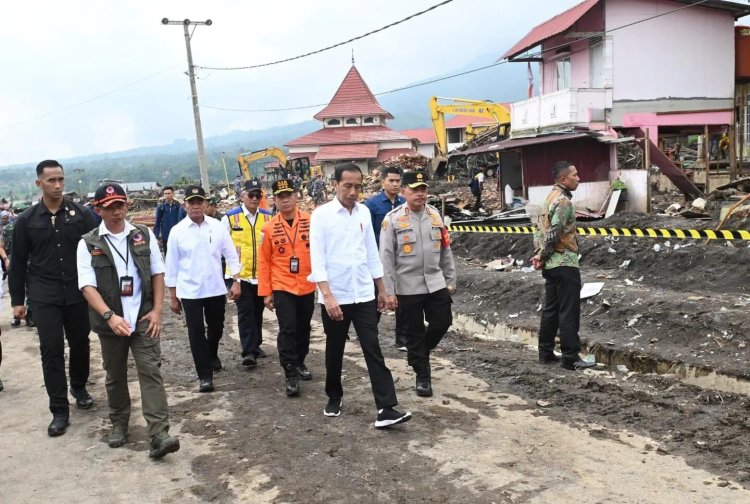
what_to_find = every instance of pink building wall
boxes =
[606,0,735,101]
[540,2,604,93]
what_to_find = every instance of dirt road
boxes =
[0,286,747,503]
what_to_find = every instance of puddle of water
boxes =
[452,313,750,397]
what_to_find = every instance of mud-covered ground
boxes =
[2,209,750,502]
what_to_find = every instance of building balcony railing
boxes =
[510,88,609,135]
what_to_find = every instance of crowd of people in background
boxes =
[0,157,593,460]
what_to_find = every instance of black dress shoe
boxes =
[48,414,70,437]
[198,379,214,393]
[561,359,596,371]
[11,318,21,327]
[211,357,223,372]
[295,363,312,381]
[256,347,268,358]
[285,376,300,397]
[70,387,94,409]
[539,353,561,364]
[416,378,433,397]
[242,355,257,368]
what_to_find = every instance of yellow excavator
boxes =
[429,96,511,176]
[236,147,320,181]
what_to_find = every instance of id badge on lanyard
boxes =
[289,256,299,273]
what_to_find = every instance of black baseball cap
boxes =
[184,185,207,201]
[402,170,429,188]
[271,179,294,195]
[244,179,263,192]
[94,183,127,207]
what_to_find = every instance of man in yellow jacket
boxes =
[223,180,273,368]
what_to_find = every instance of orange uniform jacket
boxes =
[257,210,316,297]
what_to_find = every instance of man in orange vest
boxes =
[223,180,274,368]
[257,179,316,397]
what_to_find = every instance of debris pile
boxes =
[379,153,430,172]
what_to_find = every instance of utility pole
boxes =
[162,17,212,191]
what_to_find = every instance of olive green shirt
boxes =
[534,184,579,270]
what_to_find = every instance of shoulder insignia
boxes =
[381,220,389,230]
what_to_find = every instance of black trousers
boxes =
[236,281,265,358]
[398,289,453,379]
[321,300,398,410]
[539,266,582,360]
[31,301,91,414]
[273,291,314,373]
[182,296,226,380]
[374,281,407,346]
[472,191,482,211]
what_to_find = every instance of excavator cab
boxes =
[286,157,310,179]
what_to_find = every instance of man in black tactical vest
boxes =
[77,183,179,459]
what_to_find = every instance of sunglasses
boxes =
[247,192,262,200]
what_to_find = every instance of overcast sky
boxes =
[1,0,747,166]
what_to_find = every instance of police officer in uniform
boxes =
[380,170,456,397]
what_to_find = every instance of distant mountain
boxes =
[0,52,527,197]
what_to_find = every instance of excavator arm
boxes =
[236,147,289,180]
[429,96,511,157]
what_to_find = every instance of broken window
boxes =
[447,128,463,144]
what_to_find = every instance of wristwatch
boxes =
[102,310,115,321]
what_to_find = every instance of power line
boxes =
[201,0,713,114]
[195,0,455,71]
[0,64,180,131]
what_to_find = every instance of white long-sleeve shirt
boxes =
[77,222,165,332]
[165,215,240,299]
[307,197,383,305]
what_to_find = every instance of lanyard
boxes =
[280,212,299,250]
[103,235,129,269]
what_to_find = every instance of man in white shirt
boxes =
[308,163,411,429]
[77,183,179,459]
[165,185,241,393]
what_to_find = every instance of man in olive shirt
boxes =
[9,160,97,436]
[532,161,596,371]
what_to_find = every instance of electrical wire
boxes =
[0,64,181,131]
[195,0,455,71]
[201,0,714,113]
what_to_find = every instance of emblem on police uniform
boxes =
[278,247,286,254]
[403,244,413,254]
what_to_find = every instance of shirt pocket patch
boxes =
[396,231,416,257]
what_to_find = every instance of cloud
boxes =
[0,0,609,165]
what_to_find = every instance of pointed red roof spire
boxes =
[313,65,393,121]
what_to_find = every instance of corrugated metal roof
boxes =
[459,133,592,154]
[502,0,599,60]
[286,125,411,147]
[673,0,750,19]
[400,128,437,144]
[313,65,393,120]
[315,143,379,161]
